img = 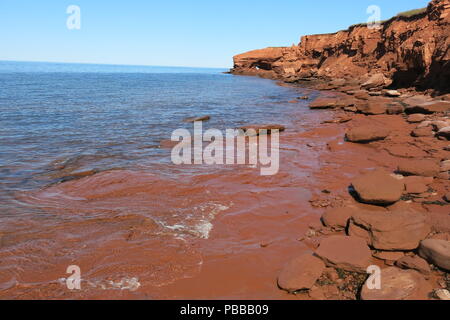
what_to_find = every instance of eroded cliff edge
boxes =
[231,0,449,94]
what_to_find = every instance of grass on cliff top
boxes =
[396,8,427,18]
[348,7,427,29]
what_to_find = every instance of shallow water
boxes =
[0,61,323,299]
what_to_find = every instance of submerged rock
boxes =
[183,115,211,123]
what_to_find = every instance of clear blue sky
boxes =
[0,0,430,68]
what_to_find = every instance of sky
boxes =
[0,0,430,68]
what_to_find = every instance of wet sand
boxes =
[1,89,448,300]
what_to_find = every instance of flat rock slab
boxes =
[351,170,404,205]
[277,254,326,293]
[183,115,211,123]
[309,98,339,109]
[349,210,431,251]
[346,126,390,143]
[405,101,450,114]
[397,159,441,177]
[419,239,450,271]
[361,267,432,300]
[315,235,372,273]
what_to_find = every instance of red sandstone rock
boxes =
[373,251,405,264]
[361,267,432,300]
[408,114,427,123]
[350,210,431,251]
[395,255,431,276]
[183,115,211,123]
[357,102,387,115]
[412,126,435,137]
[418,239,450,271]
[277,254,326,293]
[321,207,353,230]
[315,235,372,273]
[397,159,441,177]
[346,126,390,143]
[406,101,450,114]
[231,0,450,93]
[351,170,404,205]
[309,98,339,109]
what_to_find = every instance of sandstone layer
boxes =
[231,0,450,94]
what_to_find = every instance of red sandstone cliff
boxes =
[231,0,450,93]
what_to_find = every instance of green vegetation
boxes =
[396,8,427,18]
[347,7,427,30]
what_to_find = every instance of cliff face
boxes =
[231,0,450,93]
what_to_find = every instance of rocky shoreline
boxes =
[230,0,450,300]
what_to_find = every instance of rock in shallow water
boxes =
[351,170,404,205]
[346,126,390,143]
[277,254,326,293]
[361,267,432,300]
[315,235,372,273]
[418,239,450,271]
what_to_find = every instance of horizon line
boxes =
[0,59,231,70]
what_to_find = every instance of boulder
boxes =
[357,102,387,115]
[361,73,391,89]
[407,114,426,123]
[395,255,431,276]
[418,239,450,271]
[351,170,404,205]
[361,267,432,300]
[349,210,431,251]
[277,254,326,293]
[315,235,372,273]
[397,159,441,177]
[346,126,390,143]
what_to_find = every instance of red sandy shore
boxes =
[1,85,448,300]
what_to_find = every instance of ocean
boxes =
[0,61,318,299]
